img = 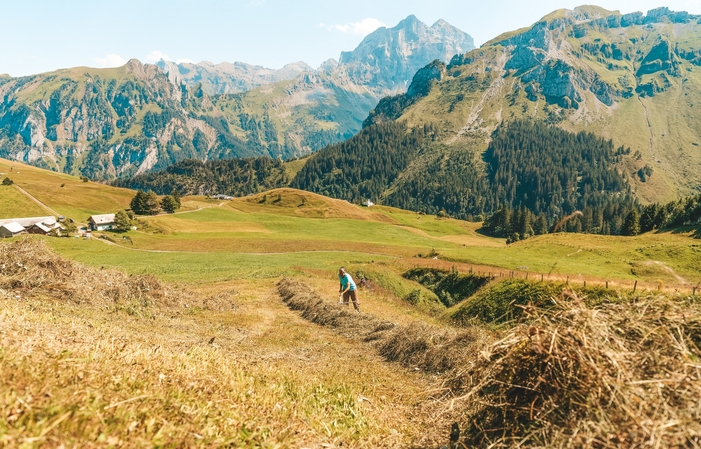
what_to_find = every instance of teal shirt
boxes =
[339,273,357,291]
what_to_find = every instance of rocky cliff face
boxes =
[390,6,701,203]
[338,15,473,93]
[157,15,474,159]
[0,60,259,179]
[156,60,313,95]
[0,15,474,178]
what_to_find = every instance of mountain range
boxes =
[0,15,473,181]
[125,5,701,221]
[369,6,701,205]
[4,6,701,213]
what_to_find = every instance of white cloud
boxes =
[176,58,195,64]
[145,50,170,63]
[320,18,386,36]
[93,54,127,68]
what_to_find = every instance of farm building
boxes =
[0,216,55,228]
[0,222,25,238]
[27,222,61,236]
[88,214,116,231]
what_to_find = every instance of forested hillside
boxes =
[113,157,289,197]
[290,122,435,202]
[293,120,634,224]
[390,6,701,205]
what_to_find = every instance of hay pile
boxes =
[0,237,188,309]
[277,279,487,376]
[458,295,701,447]
[279,279,701,447]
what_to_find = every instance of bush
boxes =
[2,177,13,186]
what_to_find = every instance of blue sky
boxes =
[1,0,700,76]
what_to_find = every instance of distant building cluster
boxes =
[0,216,63,238]
[211,194,234,200]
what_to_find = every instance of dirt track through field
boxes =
[13,184,60,217]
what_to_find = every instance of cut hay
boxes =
[457,295,701,448]
[0,237,198,310]
[277,278,488,376]
[278,279,701,447]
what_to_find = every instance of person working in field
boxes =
[338,267,360,312]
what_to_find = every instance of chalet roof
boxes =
[0,216,55,228]
[30,223,52,233]
[1,222,25,233]
[88,214,116,225]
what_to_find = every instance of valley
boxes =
[1,158,700,447]
[2,4,701,447]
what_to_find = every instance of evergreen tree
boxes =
[534,213,548,235]
[130,190,149,215]
[114,210,132,232]
[146,191,160,215]
[639,204,659,233]
[161,195,179,213]
[621,209,641,236]
[170,188,181,208]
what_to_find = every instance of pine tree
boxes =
[130,190,149,215]
[534,213,548,235]
[170,188,181,208]
[161,195,179,213]
[146,191,160,215]
[621,209,641,236]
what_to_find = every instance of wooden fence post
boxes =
[541,274,544,282]
[605,281,608,289]
[584,280,586,288]
[633,281,637,293]
[566,276,569,285]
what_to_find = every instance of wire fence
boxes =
[404,257,700,296]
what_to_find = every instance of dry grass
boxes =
[1,238,176,309]
[234,188,395,223]
[279,280,701,448]
[0,239,450,448]
[277,279,489,377]
[456,294,701,448]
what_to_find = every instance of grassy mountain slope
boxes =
[389,6,701,204]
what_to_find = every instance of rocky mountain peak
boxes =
[336,15,473,91]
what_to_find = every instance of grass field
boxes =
[0,185,47,218]
[2,162,701,447]
[0,158,134,220]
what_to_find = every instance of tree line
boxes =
[114,157,289,197]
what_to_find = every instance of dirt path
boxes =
[13,184,60,217]
[644,260,688,284]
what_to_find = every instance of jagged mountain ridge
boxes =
[297,6,701,213]
[156,60,313,95]
[159,15,474,159]
[362,6,701,204]
[0,15,473,179]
